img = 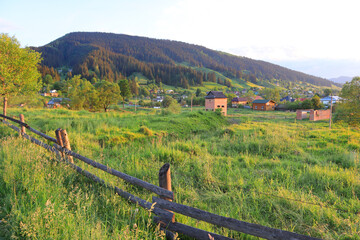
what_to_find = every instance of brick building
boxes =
[296,109,331,121]
[205,91,228,116]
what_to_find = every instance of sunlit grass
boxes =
[0,107,359,239]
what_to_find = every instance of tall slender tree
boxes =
[118,79,132,108]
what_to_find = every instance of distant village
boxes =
[41,85,340,122]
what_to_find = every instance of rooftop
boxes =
[205,91,227,99]
[252,99,275,104]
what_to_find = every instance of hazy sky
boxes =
[1,0,359,78]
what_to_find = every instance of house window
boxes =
[217,105,220,107]
[261,106,264,110]
[222,105,224,107]
[255,106,258,109]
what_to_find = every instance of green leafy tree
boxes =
[118,79,132,108]
[226,93,237,106]
[334,77,360,125]
[140,87,150,98]
[95,81,121,112]
[0,33,41,115]
[249,74,257,83]
[260,88,280,102]
[311,95,323,109]
[43,74,54,87]
[195,88,201,97]
[244,90,255,101]
[162,95,176,108]
[301,99,313,109]
[167,101,181,114]
[130,79,139,96]
[323,88,332,97]
[64,75,97,110]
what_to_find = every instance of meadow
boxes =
[0,107,359,239]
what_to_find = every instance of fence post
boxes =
[3,97,7,120]
[159,163,175,223]
[19,114,26,134]
[55,128,65,158]
[60,129,73,163]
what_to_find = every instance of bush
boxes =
[167,101,181,114]
[139,126,153,136]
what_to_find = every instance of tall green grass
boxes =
[1,107,359,239]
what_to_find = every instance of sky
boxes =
[1,0,359,79]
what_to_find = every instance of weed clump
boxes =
[139,126,153,136]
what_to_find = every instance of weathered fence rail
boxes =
[0,113,321,240]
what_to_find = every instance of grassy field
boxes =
[0,107,359,239]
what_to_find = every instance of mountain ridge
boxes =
[329,76,352,84]
[33,32,339,88]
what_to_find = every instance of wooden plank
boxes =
[52,143,174,200]
[2,121,59,154]
[0,113,29,127]
[1,117,173,199]
[27,126,57,143]
[64,160,174,223]
[153,217,234,240]
[153,197,321,240]
[0,113,57,143]
[2,120,173,223]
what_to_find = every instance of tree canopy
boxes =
[334,77,360,125]
[35,32,338,89]
[95,80,121,112]
[0,33,42,114]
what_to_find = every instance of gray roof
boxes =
[205,91,227,99]
[252,99,275,104]
[48,98,70,105]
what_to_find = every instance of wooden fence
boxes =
[0,113,321,240]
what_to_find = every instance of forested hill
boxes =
[34,32,335,88]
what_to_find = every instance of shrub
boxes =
[167,101,181,114]
[139,126,153,136]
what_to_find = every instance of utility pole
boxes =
[329,94,333,129]
[191,95,193,112]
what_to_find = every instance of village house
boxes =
[280,96,295,102]
[231,97,248,107]
[252,99,276,111]
[205,91,228,116]
[320,96,341,105]
[296,98,308,102]
[46,98,70,108]
[153,96,164,103]
[41,89,59,97]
